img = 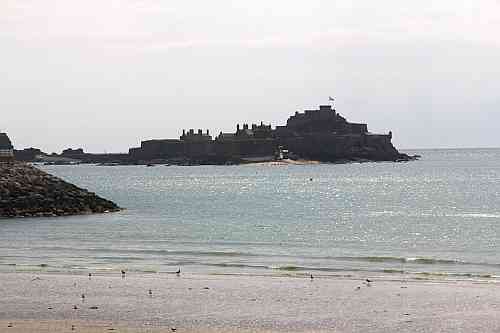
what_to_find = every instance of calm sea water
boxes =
[1,149,500,279]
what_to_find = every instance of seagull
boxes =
[81,294,85,301]
[366,279,373,283]
[310,274,314,280]
[88,273,92,279]
[176,268,181,276]
[121,270,126,278]
[148,289,153,296]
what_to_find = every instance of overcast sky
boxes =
[1,1,499,153]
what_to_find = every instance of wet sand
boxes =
[1,272,500,332]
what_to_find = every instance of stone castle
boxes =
[128,105,405,163]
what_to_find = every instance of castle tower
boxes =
[0,132,14,162]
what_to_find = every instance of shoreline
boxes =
[1,271,500,332]
[1,264,498,283]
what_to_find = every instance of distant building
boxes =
[128,104,399,163]
[283,105,367,134]
[0,132,14,162]
[216,122,272,142]
[61,148,85,157]
[14,147,44,162]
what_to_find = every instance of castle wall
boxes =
[184,141,215,158]
[130,137,276,162]
[278,132,397,161]
[215,139,277,159]
[347,123,368,134]
[139,139,184,159]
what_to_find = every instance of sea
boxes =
[1,149,500,280]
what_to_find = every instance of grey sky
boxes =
[2,1,499,153]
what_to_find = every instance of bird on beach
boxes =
[121,270,126,278]
[310,274,314,280]
[88,273,92,279]
[366,279,373,283]
[148,289,153,296]
[176,268,181,276]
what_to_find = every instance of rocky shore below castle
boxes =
[0,163,120,218]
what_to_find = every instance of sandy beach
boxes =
[1,272,500,332]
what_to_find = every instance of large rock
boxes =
[0,162,121,218]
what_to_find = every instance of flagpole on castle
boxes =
[328,96,335,108]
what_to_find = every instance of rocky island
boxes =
[127,104,416,164]
[20,104,418,165]
[1,132,120,218]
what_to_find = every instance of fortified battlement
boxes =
[217,122,273,142]
[181,129,212,142]
[285,104,368,134]
[288,105,336,121]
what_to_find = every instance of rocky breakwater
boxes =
[0,163,120,218]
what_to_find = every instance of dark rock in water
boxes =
[0,162,121,218]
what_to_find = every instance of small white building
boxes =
[0,132,14,161]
